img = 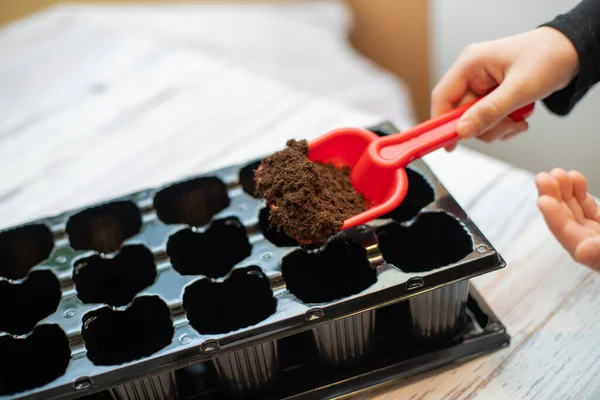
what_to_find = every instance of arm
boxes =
[542,0,600,115]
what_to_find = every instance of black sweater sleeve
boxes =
[540,0,600,115]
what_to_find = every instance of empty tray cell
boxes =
[213,341,280,399]
[379,167,434,222]
[0,324,71,396]
[167,217,252,278]
[183,266,277,334]
[0,270,61,335]
[281,236,377,304]
[377,212,473,273]
[312,310,375,369]
[0,224,54,280]
[239,160,261,199]
[82,296,174,366]
[153,176,230,227]
[73,245,157,307]
[409,280,470,339]
[109,371,177,400]
[258,207,298,247]
[66,201,142,254]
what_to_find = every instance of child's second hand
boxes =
[536,169,600,270]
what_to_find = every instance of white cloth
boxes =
[47,0,418,130]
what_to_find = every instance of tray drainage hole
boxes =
[281,235,377,304]
[0,324,71,396]
[183,266,277,335]
[81,296,174,366]
[200,340,220,354]
[153,176,230,227]
[66,201,142,254]
[239,160,262,199]
[73,377,92,391]
[73,244,157,307]
[378,167,434,223]
[0,270,61,335]
[406,277,424,291]
[377,212,474,273]
[0,224,54,280]
[258,207,299,247]
[305,308,324,321]
[167,217,252,278]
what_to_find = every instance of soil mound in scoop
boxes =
[255,139,366,245]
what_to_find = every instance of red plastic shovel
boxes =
[306,98,535,231]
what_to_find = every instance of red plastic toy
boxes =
[307,98,535,231]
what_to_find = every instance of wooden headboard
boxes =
[344,0,430,122]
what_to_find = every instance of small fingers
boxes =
[477,119,528,143]
[455,91,480,107]
[568,170,587,202]
[476,118,515,142]
[457,74,526,138]
[568,170,589,222]
[500,121,529,141]
[476,128,505,143]
[535,172,561,200]
[431,61,470,118]
[550,168,573,201]
[582,194,599,221]
[444,143,458,152]
[431,43,493,118]
[537,195,588,255]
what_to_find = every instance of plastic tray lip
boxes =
[0,121,507,400]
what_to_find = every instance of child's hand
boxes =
[536,169,600,271]
[431,27,579,151]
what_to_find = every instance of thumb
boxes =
[456,78,523,138]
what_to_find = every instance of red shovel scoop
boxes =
[306,98,535,231]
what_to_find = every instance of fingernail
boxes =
[456,119,477,138]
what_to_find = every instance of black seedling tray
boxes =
[0,121,508,400]
[101,284,505,400]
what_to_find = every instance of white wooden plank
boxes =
[45,2,417,129]
[0,49,227,203]
[469,272,600,400]
[0,21,160,135]
[0,52,306,227]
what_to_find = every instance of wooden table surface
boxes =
[1,3,598,400]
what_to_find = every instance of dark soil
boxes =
[255,139,366,245]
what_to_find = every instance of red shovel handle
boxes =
[374,99,535,168]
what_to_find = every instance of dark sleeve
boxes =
[540,0,600,115]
